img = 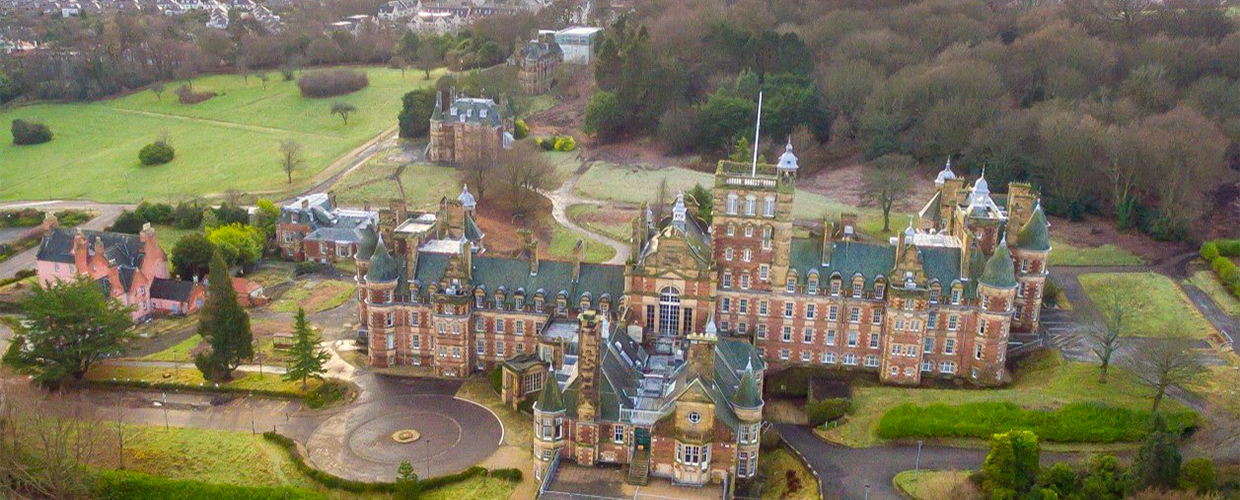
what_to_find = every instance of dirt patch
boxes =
[581,140,700,170]
[798,159,938,212]
[526,66,593,136]
[1051,214,1190,264]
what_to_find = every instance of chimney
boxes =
[520,229,539,276]
[461,240,473,282]
[92,236,105,258]
[363,199,371,212]
[821,218,834,264]
[43,213,59,231]
[328,190,337,208]
[572,240,583,282]
[140,222,156,245]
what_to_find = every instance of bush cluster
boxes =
[0,208,44,227]
[174,85,215,104]
[93,470,322,500]
[11,119,52,145]
[139,141,175,165]
[805,397,852,427]
[295,261,324,276]
[488,468,523,482]
[488,366,503,394]
[304,380,348,409]
[297,70,369,98]
[877,402,1197,443]
[533,135,576,152]
[1201,240,1240,298]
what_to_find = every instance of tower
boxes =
[731,360,763,480]
[532,375,566,481]
[711,139,796,293]
[880,223,931,386]
[1011,205,1050,332]
[458,184,476,217]
[573,310,602,465]
[364,237,401,367]
[974,238,1018,385]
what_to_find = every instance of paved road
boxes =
[776,425,1088,500]
[541,162,631,265]
[0,200,129,280]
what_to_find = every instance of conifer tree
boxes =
[1135,413,1181,490]
[194,249,252,382]
[283,307,330,390]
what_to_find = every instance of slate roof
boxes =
[536,370,565,412]
[356,226,378,260]
[981,242,1018,289]
[304,227,366,243]
[1016,206,1051,252]
[443,97,505,127]
[519,39,561,62]
[412,252,624,307]
[37,228,143,266]
[366,238,402,283]
[150,277,196,301]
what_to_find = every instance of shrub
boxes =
[108,210,147,234]
[1179,458,1216,493]
[139,141,175,165]
[304,380,348,409]
[488,366,503,394]
[1043,279,1065,308]
[398,88,436,138]
[876,402,1197,443]
[759,428,782,451]
[55,209,92,227]
[488,468,523,482]
[298,70,369,98]
[93,470,323,500]
[1201,241,1220,261]
[135,202,174,225]
[517,396,536,415]
[295,261,323,275]
[1214,239,1240,257]
[11,119,52,145]
[174,201,204,229]
[514,118,529,139]
[0,208,44,227]
[806,397,852,427]
[553,135,576,151]
[174,85,216,104]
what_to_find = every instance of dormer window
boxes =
[480,109,488,118]
[830,279,841,296]
[785,276,796,293]
[929,283,941,303]
[951,286,962,305]
[534,296,544,311]
[851,278,863,298]
[807,276,819,295]
[875,282,886,299]
[515,295,525,310]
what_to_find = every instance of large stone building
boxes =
[427,94,514,166]
[514,34,561,94]
[350,139,1049,486]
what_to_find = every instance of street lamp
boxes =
[915,440,923,473]
[864,483,870,500]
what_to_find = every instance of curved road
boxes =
[542,166,631,265]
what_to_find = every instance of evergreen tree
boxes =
[283,308,330,390]
[1134,413,1182,490]
[11,276,133,387]
[983,430,1040,498]
[194,249,252,382]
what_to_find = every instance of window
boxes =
[982,295,991,310]
[801,351,811,362]
[739,299,749,314]
[869,333,880,349]
[477,342,486,355]
[763,196,775,217]
[744,196,756,216]
[852,280,863,298]
[759,264,769,282]
[614,425,625,443]
[659,287,681,335]
[722,272,732,289]
[849,307,860,324]
[924,337,934,353]
[726,195,738,215]
[947,315,959,331]
[725,248,734,261]
[721,297,731,312]
[743,249,752,262]
[744,225,754,237]
[738,451,751,477]
[1015,304,1024,320]
[875,282,885,299]
[759,301,769,316]
[452,346,461,358]
[476,294,485,308]
[727,223,736,236]
[517,343,524,354]
[781,326,792,342]
[847,331,858,347]
[979,320,987,336]
[756,324,766,340]
[843,353,858,365]
[822,352,836,364]
[940,361,956,374]
[762,226,772,250]
[475,317,485,332]
[927,311,937,329]
[865,355,879,367]
[516,320,525,335]
[803,327,813,343]
[783,302,794,318]
[385,313,394,327]
[929,283,941,303]
[1017,282,1025,297]
[872,309,883,325]
[410,312,420,326]
[688,411,701,424]
[830,280,841,296]
[496,319,505,333]
[951,287,962,305]
[412,335,420,349]
[890,366,899,376]
[825,329,836,346]
[780,348,790,360]
[808,276,819,295]
[975,344,983,360]
[738,322,748,333]
[945,338,956,354]
[922,361,933,372]
[646,305,656,330]
[786,277,796,293]
[1021,259,1030,273]
[806,304,816,319]
[679,443,703,465]
[828,305,839,321]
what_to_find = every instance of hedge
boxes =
[11,119,51,145]
[806,397,852,427]
[262,432,511,496]
[1201,240,1240,298]
[876,402,1198,443]
[93,470,324,500]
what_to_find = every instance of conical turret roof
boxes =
[536,377,565,413]
[365,237,401,283]
[732,361,762,409]
[355,225,377,261]
[980,238,1018,289]
[1015,205,1051,252]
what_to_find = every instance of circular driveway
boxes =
[304,393,502,482]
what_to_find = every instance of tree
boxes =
[495,141,555,216]
[395,461,419,499]
[398,88,437,138]
[253,199,280,242]
[982,430,1040,499]
[194,250,252,382]
[686,184,712,226]
[282,308,330,390]
[861,154,914,233]
[8,276,133,386]
[107,210,146,234]
[1134,413,1182,491]
[583,90,626,141]
[1089,288,1134,383]
[171,232,215,280]
[389,55,408,78]
[150,83,166,101]
[206,223,264,268]
[331,102,357,125]
[257,72,269,91]
[1077,455,1133,500]
[0,384,117,498]
[1127,328,1206,412]
[278,139,304,184]
[416,41,438,79]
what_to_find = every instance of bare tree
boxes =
[1127,324,1206,412]
[278,140,304,184]
[495,141,555,216]
[150,83,166,101]
[1089,288,1135,383]
[0,382,116,499]
[861,153,914,233]
[257,73,269,91]
[331,102,357,125]
[457,145,494,203]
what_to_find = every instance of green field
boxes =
[1049,238,1144,267]
[153,224,201,253]
[820,351,1182,448]
[1079,272,1217,338]
[334,157,459,210]
[565,204,630,242]
[0,67,442,203]
[1188,270,1240,316]
[547,223,615,263]
[893,470,977,500]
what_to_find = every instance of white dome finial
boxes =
[777,137,799,171]
[935,157,957,186]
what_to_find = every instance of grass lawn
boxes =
[1188,270,1240,316]
[456,374,533,448]
[893,470,979,500]
[0,67,442,203]
[758,448,820,500]
[152,224,201,253]
[246,262,296,288]
[1079,272,1217,338]
[86,364,322,396]
[270,279,356,314]
[140,334,203,362]
[566,204,630,242]
[1049,238,1144,267]
[334,155,460,211]
[546,223,616,263]
[819,350,1180,448]
[419,475,517,500]
[131,313,198,339]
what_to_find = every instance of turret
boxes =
[973,236,1017,385]
[532,376,566,481]
[732,359,763,423]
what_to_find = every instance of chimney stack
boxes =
[572,240,583,282]
[328,190,337,208]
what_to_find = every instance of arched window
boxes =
[762,226,773,250]
[744,195,756,216]
[807,274,819,294]
[763,196,775,217]
[726,194,739,215]
[726,223,736,236]
[659,287,682,336]
[929,282,942,303]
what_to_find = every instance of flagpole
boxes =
[751,91,763,177]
